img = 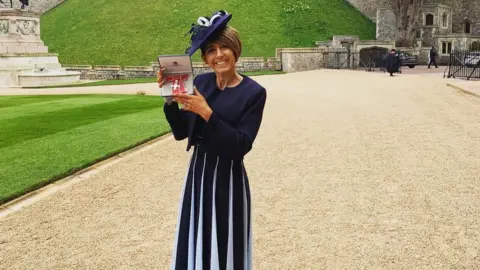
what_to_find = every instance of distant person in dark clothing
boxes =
[18,0,29,9]
[20,0,28,9]
[385,49,400,76]
[428,46,438,68]
[0,0,28,9]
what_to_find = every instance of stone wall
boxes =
[435,33,480,54]
[314,36,397,67]
[445,0,480,35]
[65,45,377,79]
[2,0,65,14]
[278,47,350,73]
[420,1,480,37]
[355,0,480,49]
[435,5,453,36]
[376,8,396,41]
[347,0,480,26]
[421,28,436,47]
[64,57,282,80]
[346,0,388,21]
[357,40,395,52]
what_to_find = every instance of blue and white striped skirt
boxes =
[171,144,253,270]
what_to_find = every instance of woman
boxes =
[157,10,267,270]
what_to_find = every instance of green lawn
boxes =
[41,0,375,66]
[0,95,170,204]
[24,77,159,89]
[23,70,286,89]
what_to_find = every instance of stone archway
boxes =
[359,46,389,68]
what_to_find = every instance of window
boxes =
[442,13,448,28]
[441,41,452,54]
[464,19,472,33]
[470,41,480,51]
[426,14,434,25]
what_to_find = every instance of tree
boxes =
[389,0,424,47]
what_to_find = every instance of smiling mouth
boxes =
[215,61,227,65]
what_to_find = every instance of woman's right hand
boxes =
[157,67,166,88]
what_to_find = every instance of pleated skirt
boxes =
[171,144,252,270]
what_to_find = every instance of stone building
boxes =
[348,0,480,60]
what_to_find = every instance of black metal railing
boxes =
[319,49,396,72]
[319,52,363,70]
[445,50,480,80]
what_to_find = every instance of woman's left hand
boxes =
[174,87,213,121]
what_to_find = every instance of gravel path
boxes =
[1,70,480,269]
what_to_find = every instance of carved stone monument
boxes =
[0,8,80,87]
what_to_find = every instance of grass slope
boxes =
[40,0,375,66]
[0,95,169,204]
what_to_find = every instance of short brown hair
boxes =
[201,26,242,61]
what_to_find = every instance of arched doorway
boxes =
[359,46,389,69]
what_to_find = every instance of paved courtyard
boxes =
[1,69,480,269]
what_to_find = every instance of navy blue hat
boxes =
[184,10,232,56]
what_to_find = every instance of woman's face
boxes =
[202,43,236,74]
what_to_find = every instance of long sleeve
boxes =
[162,74,202,141]
[163,102,189,141]
[201,87,267,159]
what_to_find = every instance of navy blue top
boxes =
[163,72,267,160]
[192,87,222,144]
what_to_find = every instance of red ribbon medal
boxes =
[165,74,189,95]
